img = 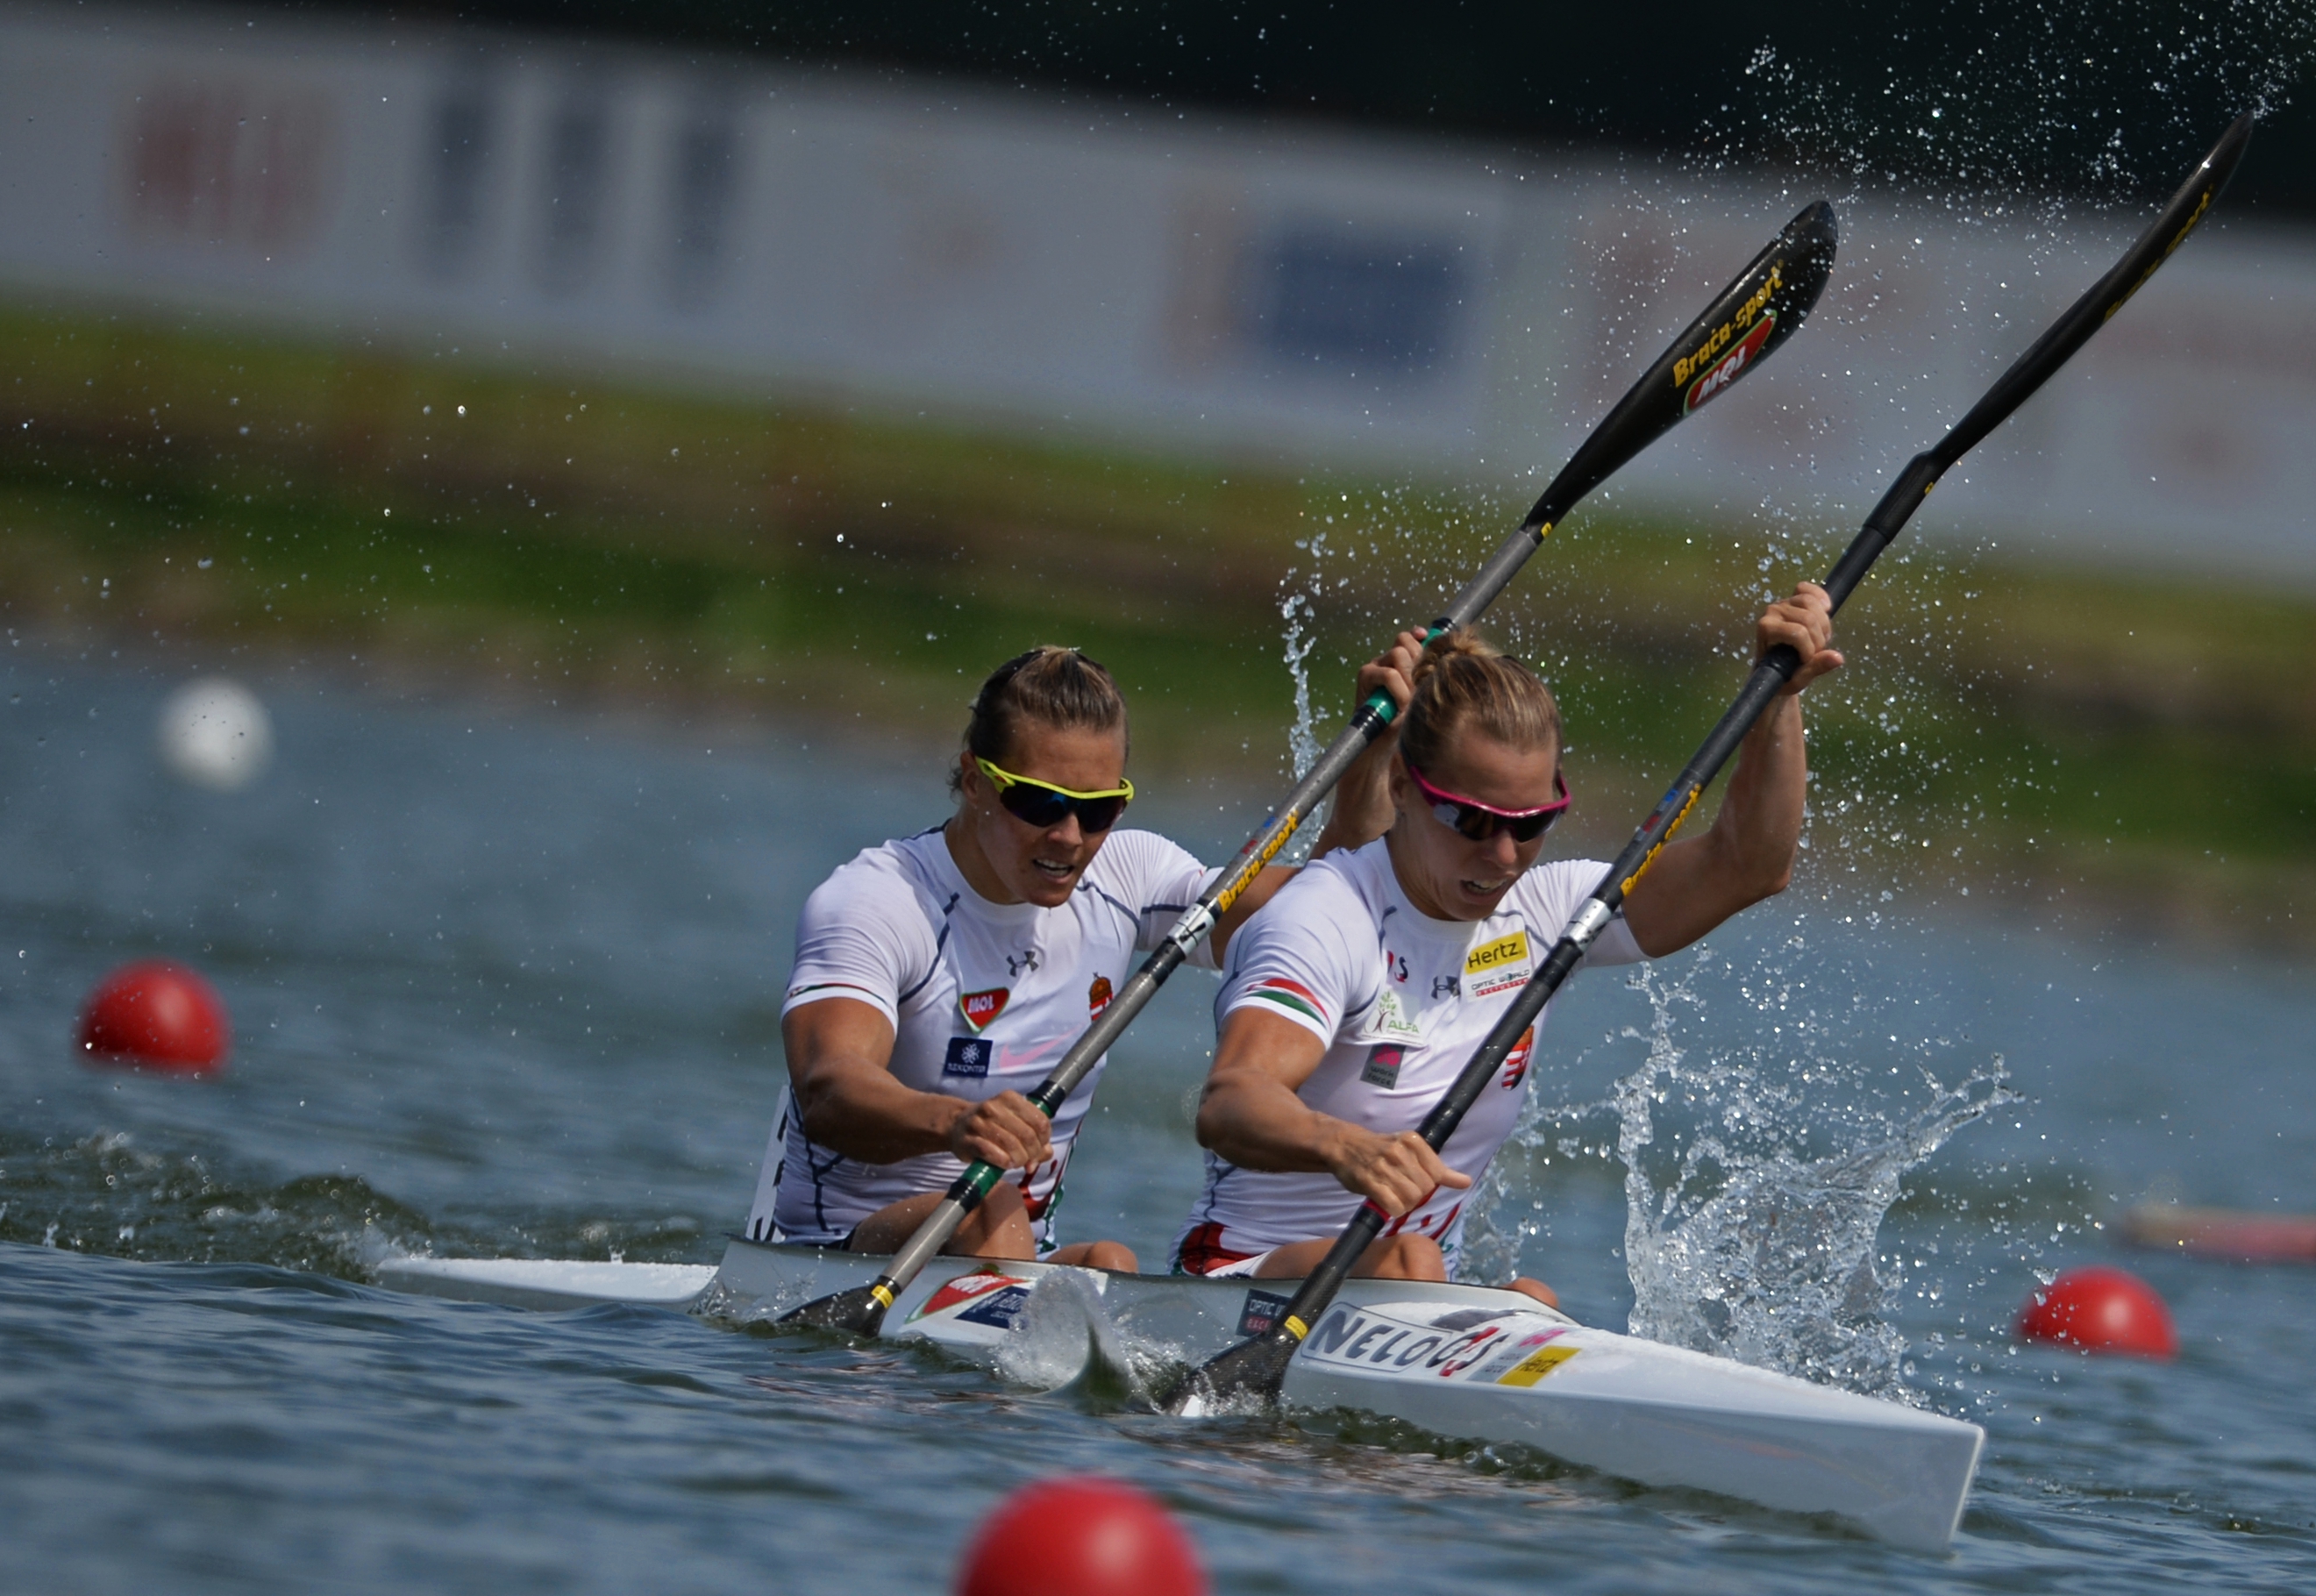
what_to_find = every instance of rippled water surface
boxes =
[5,655,2314,1592]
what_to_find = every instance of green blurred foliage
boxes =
[2,302,2311,938]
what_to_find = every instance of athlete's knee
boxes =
[1361,1234,1447,1280]
[950,1184,1034,1258]
[1078,1240,1137,1272]
[1508,1276,1559,1309]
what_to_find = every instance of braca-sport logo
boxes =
[1684,310,1777,414]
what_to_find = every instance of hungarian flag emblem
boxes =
[1500,1025,1536,1090]
[958,987,1010,1031]
[1087,975,1114,1018]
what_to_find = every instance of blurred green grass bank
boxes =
[4,305,2311,945]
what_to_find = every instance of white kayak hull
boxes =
[374,1255,719,1312]
[1281,1297,1981,1551]
[375,1236,1980,1548]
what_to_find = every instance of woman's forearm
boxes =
[1195,1074,1347,1173]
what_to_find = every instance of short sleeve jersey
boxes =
[1174,837,1644,1276]
[747,825,1215,1255]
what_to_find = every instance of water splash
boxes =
[1461,935,2020,1401]
[1711,4,2309,205]
[1280,590,1321,782]
[1609,957,2020,1400]
[1278,528,1333,785]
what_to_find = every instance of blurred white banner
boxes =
[0,3,2309,578]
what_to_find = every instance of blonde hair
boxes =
[1399,629,1560,773]
[951,645,1128,792]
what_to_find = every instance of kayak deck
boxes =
[374,1256,719,1311]
[373,1236,1980,1549]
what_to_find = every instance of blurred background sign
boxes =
[3,4,2313,577]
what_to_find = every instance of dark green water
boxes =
[4,653,2312,1592]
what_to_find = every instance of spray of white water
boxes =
[1608,958,2020,1399]
[1462,941,2019,1401]
[1277,527,1338,788]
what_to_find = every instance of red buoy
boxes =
[957,1478,1207,1596]
[2014,1265,2177,1359]
[77,960,232,1075]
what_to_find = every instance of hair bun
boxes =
[1400,627,1559,772]
[951,645,1129,796]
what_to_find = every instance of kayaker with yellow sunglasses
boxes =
[744,641,1414,1270]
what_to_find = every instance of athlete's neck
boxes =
[943,813,1023,906]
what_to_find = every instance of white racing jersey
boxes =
[1174,837,1643,1276]
[747,825,1215,1254]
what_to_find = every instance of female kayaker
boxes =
[745,642,1410,1271]
[1173,587,1842,1300]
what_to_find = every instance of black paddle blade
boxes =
[1523,198,1840,531]
[1158,1329,1300,1416]
[777,1285,889,1336]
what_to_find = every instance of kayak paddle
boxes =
[1164,111,2253,1415]
[783,200,1839,1335]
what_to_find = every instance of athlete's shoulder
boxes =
[1508,857,1612,927]
[802,828,956,923]
[1234,840,1383,952]
[1084,825,1201,878]
[1291,837,1393,915]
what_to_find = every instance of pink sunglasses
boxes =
[1405,762,1571,843]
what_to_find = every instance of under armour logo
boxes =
[1432,975,1461,999]
[1006,948,1041,978]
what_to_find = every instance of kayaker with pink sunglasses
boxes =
[1174,586,1842,1300]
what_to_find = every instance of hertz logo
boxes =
[1464,931,1531,974]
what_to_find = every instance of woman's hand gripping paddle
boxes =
[1164,112,2253,1415]
[781,202,1840,1336]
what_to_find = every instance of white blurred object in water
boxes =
[157,678,273,790]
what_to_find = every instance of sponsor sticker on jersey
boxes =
[958,987,1009,1031]
[1237,1288,1293,1338]
[1354,986,1423,1043]
[1087,974,1114,1018]
[1464,930,1532,999]
[1361,1044,1406,1088]
[944,1036,993,1078]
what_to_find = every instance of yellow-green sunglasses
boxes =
[974,757,1134,831]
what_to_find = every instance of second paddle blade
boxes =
[778,1285,888,1336]
[1158,1328,1300,1415]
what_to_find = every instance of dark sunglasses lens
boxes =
[997,784,1072,828]
[998,783,1127,831]
[1073,794,1129,832]
[1507,809,1557,844]
[1436,800,1558,843]
[1433,802,1487,841]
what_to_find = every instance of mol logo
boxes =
[958,987,1010,1030]
[1683,310,1777,414]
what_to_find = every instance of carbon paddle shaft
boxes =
[789,202,1839,1336]
[1172,111,2251,1410]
